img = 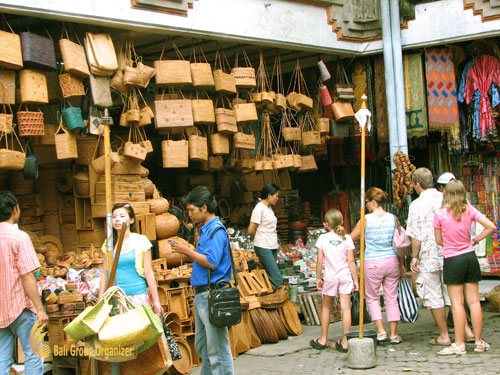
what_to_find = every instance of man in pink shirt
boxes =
[0,191,48,374]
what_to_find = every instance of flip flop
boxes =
[310,339,327,350]
[335,340,348,353]
[429,338,451,346]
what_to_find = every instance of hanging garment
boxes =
[464,54,500,141]
[404,53,428,138]
[373,56,389,142]
[321,192,351,233]
[425,48,460,130]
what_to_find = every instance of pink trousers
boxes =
[364,256,401,322]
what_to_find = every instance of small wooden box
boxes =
[136,213,156,241]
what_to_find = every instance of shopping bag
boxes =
[137,303,163,353]
[351,291,371,326]
[398,277,419,323]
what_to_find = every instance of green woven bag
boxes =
[137,303,163,353]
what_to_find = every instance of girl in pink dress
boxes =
[434,180,495,355]
[310,209,359,353]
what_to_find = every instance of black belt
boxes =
[194,284,216,294]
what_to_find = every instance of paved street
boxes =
[192,307,500,374]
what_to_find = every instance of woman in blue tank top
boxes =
[351,187,403,344]
[99,203,164,315]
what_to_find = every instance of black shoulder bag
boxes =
[207,226,242,327]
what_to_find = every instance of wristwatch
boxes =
[411,255,418,259]
[471,237,478,246]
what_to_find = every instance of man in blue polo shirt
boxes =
[171,186,233,375]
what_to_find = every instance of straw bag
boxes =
[0,70,16,105]
[17,107,44,136]
[20,31,57,71]
[110,69,129,95]
[188,130,208,161]
[215,96,237,134]
[232,51,256,89]
[84,32,118,76]
[298,154,317,172]
[0,18,23,70]
[192,92,215,124]
[233,126,255,150]
[154,91,193,129]
[58,73,85,98]
[59,26,90,77]
[89,74,113,107]
[98,295,153,348]
[154,42,191,86]
[124,125,148,162]
[302,130,321,146]
[62,104,85,132]
[282,127,301,142]
[54,114,78,160]
[161,138,189,168]
[234,99,258,123]
[287,59,312,111]
[213,48,236,94]
[0,102,13,134]
[91,151,120,175]
[332,101,354,121]
[19,69,48,104]
[335,64,355,100]
[210,132,229,155]
[0,128,25,170]
[317,117,330,134]
[190,46,215,88]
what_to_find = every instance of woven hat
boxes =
[437,172,456,185]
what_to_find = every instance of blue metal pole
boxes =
[390,0,408,155]
[380,0,398,170]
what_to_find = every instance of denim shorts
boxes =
[443,251,481,285]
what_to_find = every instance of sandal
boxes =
[437,343,466,356]
[310,339,327,350]
[390,335,403,345]
[429,338,451,346]
[474,340,490,353]
[377,331,388,343]
[335,339,348,353]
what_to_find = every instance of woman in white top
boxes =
[248,183,283,291]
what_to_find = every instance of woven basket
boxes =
[58,73,85,98]
[282,127,301,142]
[110,69,129,95]
[0,27,23,70]
[19,69,48,104]
[62,107,85,131]
[59,38,90,77]
[213,70,236,94]
[192,98,215,124]
[233,131,255,150]
[317,118,330,134]
[188,134,208,161]
[17,110,44,136]
[54,116,78,160]
[232,67,256,89]
[161,139,189,168]
[486,284,500,312]
[0,70,16,105]
[234,103,258,123]
[210,133,229,155]
[154,99,193,129]
[0,149,25,170]
[208,155,224,171]
[302,130,321,146]
[20,31,57,71]
[90,152,120,175]
[76,137,100,165]
[155,60,191,86]
[0,113,13,134]
[298,155,317,172]
[275,94,287,110]
[191,62,214,88]
[215,107,237,134]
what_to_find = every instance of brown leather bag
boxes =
[331,101,354,122]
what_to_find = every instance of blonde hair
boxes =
[324,209,346,239]
[365,187,388,207]
[442,179,467,221]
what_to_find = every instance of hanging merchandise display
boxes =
[373,56,389,142]
[273,55,287,111]
[213,47,236,94]
[287,59,313,111]
[155,41,192,86]
[424,47,460,130]
[215,95,237,134]
[59,24,90,78]
[391,151,416,208]
[232,50,256,89]
[190,45,215,88]
[154,89,193,129]
[0,126,25,170]
[403,53,428,138]
[281,108,302,142]
[123,42,156,89]
[84,32,118,76]
[20,30,57,71]
[0,16,23,70]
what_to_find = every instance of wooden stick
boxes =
[106,223,128,290]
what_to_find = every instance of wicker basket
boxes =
[486,284,500,312]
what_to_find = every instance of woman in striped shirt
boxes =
[351,187,404,344]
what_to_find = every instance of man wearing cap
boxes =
[436,172,456,192]
[406,168,452,345]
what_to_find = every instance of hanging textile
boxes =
[403,53,428,138]
[424,48,460,130]
[352,61,367,136]
[321,192,351,233]
[464,54,500,141]
[373,56,389,142]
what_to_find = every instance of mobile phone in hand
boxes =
[168,240,176,245]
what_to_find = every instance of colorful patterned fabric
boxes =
[404,53,428,138]
[424,48,459,129]
[374,56,389,142]
[352,61,367,136]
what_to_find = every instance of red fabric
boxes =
[0,223,40,328]
[464,54,500,139]
[321,192,351,233]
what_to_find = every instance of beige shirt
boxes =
[406,188,444,272]
[250,202,279,249]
